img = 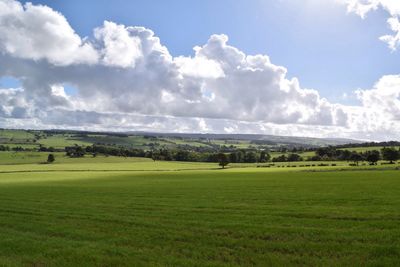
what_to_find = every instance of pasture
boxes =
[0,155,399,266]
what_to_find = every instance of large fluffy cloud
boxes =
[0,0,399,140]
[356,75,400,119]
[0,0,98,65]
[94,21,142,68]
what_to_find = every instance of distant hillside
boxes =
[0,128,363,151]
[128,132,362,147]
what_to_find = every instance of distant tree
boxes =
[65,145,86,158]
[174,150,190,161]
[272,155,287,162]
[217,153,229,169]
[75,146,86,157]
[244,151,258,163]
[365,150,380,165]
[287,153,303,162]
[0,145,10,151]
[47,154,55,163]
[229,152,238,163]
[349,152,363,166]
[151,150,161,162]
[309,155,322,161]
[381,147,400,164]
[316,147,337,159]
[12,146,24,152]
[259,151,271,163]
[338,150,352,161]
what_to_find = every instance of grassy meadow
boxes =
[1,129,400,266]
[0,152,399,266]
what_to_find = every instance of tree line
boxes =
[311,147,400,165]
[64,145,272,163]
[3,143,399,166]
[62,145,399,165]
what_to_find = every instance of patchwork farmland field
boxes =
[0,157,399,266]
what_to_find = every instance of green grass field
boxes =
[339,146,400,153]
[0,153,399,266]
[38,135,92,149]
[0,129,35,140]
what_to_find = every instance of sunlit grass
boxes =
[0,167,399,266]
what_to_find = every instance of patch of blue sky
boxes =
[0,76,21,89]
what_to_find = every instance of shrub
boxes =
[47,154,55,163]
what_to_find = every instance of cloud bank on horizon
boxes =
[0,0,399,140]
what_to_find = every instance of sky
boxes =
[0,0,400,140]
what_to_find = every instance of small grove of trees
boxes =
[0,145,10,151]
[65,146,86,158]
[381,147,400,164]
[0,145,28,152]
[311,146,398,164]
[272,155,287,162]
[349,152,363,166]
[39,145,56,152]
[365,150,380,165]
[287,153,303,162]
[228,150,262,163]
[309,147,399,165]
[272,153,303,162]
[269,147,399,165]
[259,151,271,163]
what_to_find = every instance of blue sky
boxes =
[20,0,400,103]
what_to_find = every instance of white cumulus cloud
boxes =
[0,0,399,140]
[0,0,99,65]
[94,21,142,68]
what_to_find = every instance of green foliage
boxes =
[287,153,303,162]
[272,154,287,162]
[217,152,229,168]
[47,154,55,163]
[259,150,270,162]
[365,150,380,165]
[381,147,400,163]
[349,152,364,166]
[66,146,86,158]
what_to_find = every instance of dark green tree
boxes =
[365,150,380,165]
[151,150,161,162]
[272,155,287,162]
[229,152,238,163]
[47,154,55,163]
[349,152,363,166]
[287,153,303,162]
[217,153,229,169]
[381,147,400,164]
[244,151,257,163]
[259,151,271,163]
